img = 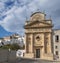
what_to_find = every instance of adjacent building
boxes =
[0,38,3,43]
[24,12,53,60]
[53,29,60,60]
[0,38,3,46]
[3,36,11,41]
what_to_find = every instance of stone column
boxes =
[31,34,33,53]
[49,33,52,53]
[25,33,28,53]
[45,33,52,53]
[41,33,45,54]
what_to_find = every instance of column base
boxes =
[41,53,53,60]
[24,53,34,58]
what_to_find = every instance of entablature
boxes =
[25,28,52,33]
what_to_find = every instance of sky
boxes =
[0,0,60,38]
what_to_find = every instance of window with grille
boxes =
[55,35,59,42]
[56,51,58,55]
[55,46,58,49]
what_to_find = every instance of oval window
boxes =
[36,36,40,41]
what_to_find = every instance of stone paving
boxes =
[0,58,60,63]
[0,49,60,63]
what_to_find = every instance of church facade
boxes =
[24,12,53,60]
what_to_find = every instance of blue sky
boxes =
[0,0,60,38]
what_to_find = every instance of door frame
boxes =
[35,49,40,58]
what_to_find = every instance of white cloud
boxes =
[0,2,5,13]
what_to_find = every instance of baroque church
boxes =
[24,12,53,60]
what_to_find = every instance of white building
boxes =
[0,39,2,43]
[0,38,3,46]
[53,29,60,60]
[2,34,25,46]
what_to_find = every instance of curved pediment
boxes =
[30,12,46,21]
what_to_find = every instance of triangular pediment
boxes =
[24,21,52,28]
